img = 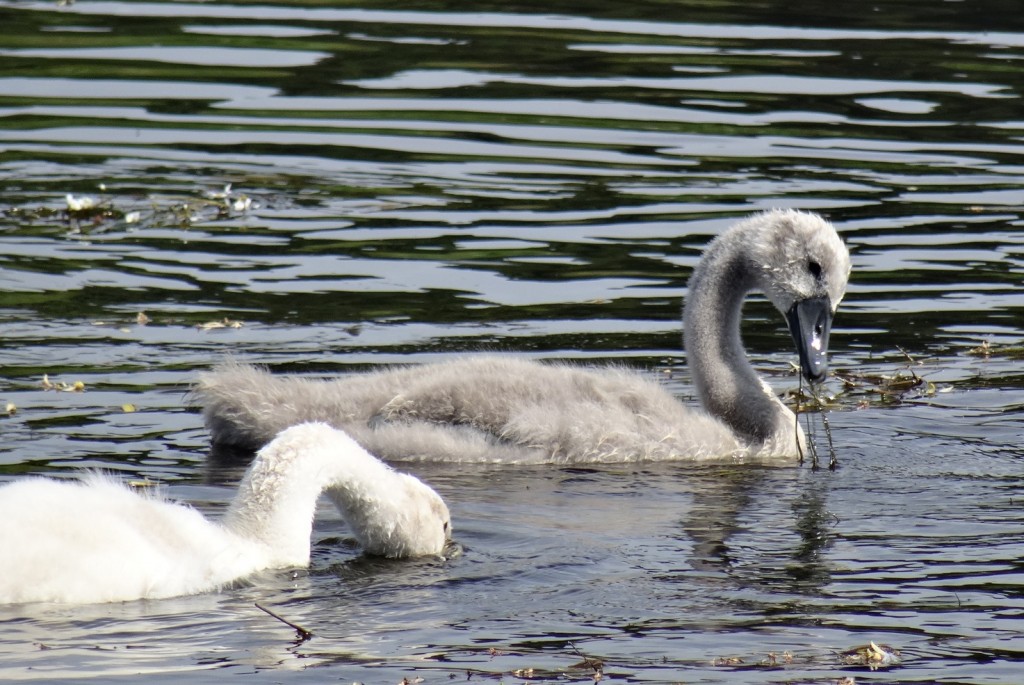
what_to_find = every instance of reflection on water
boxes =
[0,0,1022,682]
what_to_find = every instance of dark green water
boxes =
[0,0,1022,682]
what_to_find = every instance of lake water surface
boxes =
[0,0,1022,682]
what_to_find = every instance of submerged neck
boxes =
[682,235,800,453]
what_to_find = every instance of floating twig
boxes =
[895,345,920,367]
[797,374,822,469]
[793,372,839,469]
[810,384,838,470]
[795,375,806,466]
[254,602,313,642]
[821,406,837,470]
[567,641,604,674]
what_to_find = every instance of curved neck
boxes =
[223,453,327,565]
[682,236,795,449]
[222,424,442,561]
[323,458,416,556]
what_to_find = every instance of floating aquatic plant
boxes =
[3,184,258,235]
[966,339,1024,359]
[40,374,85,392]
[838,641,902,670]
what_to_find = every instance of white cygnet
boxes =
[0,422,451,604]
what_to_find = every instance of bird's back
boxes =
[0,477,260,604]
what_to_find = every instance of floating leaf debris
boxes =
[966,340,1024,359]
[9,184,260,234]
[65,194,97,212]
[197,318,243,331]
[838,641,902,670]
[41,375,85,392]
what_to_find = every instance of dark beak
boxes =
[785,296,833,384]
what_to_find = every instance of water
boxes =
[0,0,1022,681]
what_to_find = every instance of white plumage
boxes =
[194,209,851,463]
[0,422,451,605]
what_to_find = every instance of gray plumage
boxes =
[194,209,850,464]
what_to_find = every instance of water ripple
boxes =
[0,0,1021,682]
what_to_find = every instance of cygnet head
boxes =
[323,463,452,559]
[230,422,452,562]
[745,209,851,383]
[390,473,452,557]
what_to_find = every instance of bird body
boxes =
[195,209,851,464]
[0,476,260,604]
[202,356,742,463]
[0,423,450,605]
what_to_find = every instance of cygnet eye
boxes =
[808,259,822,280]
